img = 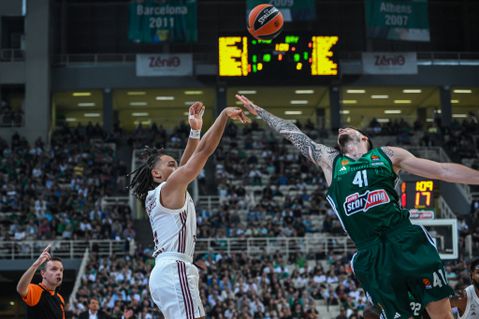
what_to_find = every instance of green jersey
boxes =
[326,148,410,247]
[408,292,424,318]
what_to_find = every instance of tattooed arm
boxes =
[236,94,338,184]
[255,107,338,166]
[382,146,479,184]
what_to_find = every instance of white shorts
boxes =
[149,252,205,319]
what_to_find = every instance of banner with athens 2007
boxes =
[128,0,197,43]
[364,0,430,42]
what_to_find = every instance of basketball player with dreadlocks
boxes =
[128,102,249,319]
[235,94,479,319]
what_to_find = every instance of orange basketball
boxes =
[247,4,284,40]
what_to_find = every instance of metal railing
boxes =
[339,51,479,66]
[195,236,355,257]
[0,113,24,127]
[52,51,479,67]
[54,53,136,65]
[69,248,90,305]
[0,49,25,62]
[198,195,220,211]
[0,240,131,259]
[53,52,213,66]
[101,196,130,211]
[437,196,456,219]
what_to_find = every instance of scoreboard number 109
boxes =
[401,180,435,209]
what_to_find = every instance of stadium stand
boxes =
[1,1,479,318]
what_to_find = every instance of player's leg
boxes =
[352,245,413,319]
[424,298,453,319]
[392,224,454,319]
[184,260,206,319]
[363,306,381,319]
[150,259,204,319]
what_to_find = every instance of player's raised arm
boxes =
[382,146,479,184]
[161,107,250,208]
[236,94,338,182]
[179,102,205,166]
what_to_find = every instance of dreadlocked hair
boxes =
[127,146,165,204]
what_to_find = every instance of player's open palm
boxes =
[224,107,251,124]
[235,94,259,116]
[188,101,205,131]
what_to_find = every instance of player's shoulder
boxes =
[320,145,340,166]
[380,146,401,157]
[379,146,413,166]
[146,182,163,199]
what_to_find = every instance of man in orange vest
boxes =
[17,244,66,319]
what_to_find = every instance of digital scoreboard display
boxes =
[218,34,339,77]
[401,180,436,209]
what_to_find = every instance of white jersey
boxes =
[145,182,197,258]
[459,285,479,319]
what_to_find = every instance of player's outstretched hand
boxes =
[188,101,205,131]
[235,94,260,116]
[33,244,52,268]
[223,107,251,124]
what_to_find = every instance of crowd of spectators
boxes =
[215,122,324,187]
[418,115,479,163]
[0,99,23,127]
[196,183,345,239]
[0,116,478,318]
[1,115,478,244]
[366,118,414,144]
[208,117,479,240]
[68,248,477,319]
[126,120,191,150]
[2,115,479,243]
[0,127,132,242]
[68,249,363,319]
[69,250,155,319]
[203,120,349,239]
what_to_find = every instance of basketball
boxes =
[247,4,284,40]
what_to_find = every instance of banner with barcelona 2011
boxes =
[128,0,197,43]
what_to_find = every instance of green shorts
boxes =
[351,221,454,319]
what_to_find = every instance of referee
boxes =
[17,244,66,319]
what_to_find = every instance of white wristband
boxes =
[189,129,201,139]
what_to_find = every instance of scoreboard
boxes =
[218,34,339,77]
[400,180,436,210]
